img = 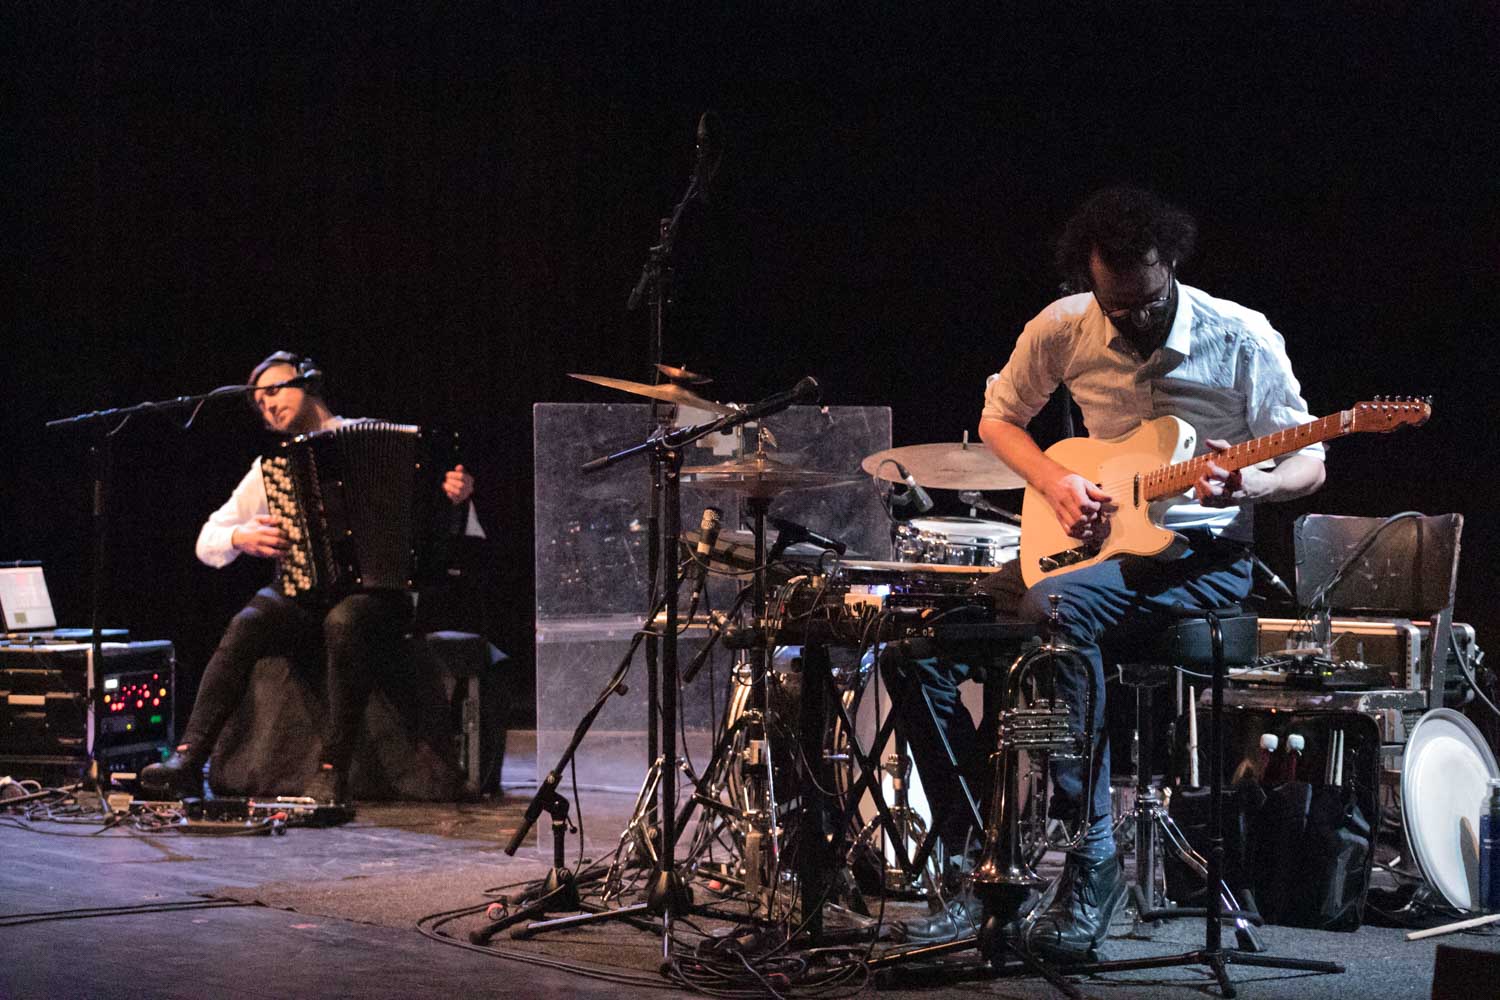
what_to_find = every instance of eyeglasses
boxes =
[1096,267,1174,331]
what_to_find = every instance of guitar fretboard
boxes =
[1142,411,1345,501]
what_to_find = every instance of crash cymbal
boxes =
[861,442,1027,491]
[570,373,736,416]
[682,453,861,497]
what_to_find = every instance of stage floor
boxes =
[2,732,1495,999]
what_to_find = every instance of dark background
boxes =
[4,5,1495,732]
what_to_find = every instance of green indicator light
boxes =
[149,715,163,724]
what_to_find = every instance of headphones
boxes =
[246,350,325,412]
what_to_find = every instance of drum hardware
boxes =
[958,490,1022,524]
[1115,665,1262,953]
[845,746,941,897]
[516,374,823,945]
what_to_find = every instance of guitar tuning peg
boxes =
[1374,394,1385,403]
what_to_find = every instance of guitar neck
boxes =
[1143,411,1348,502]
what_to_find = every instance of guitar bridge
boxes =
[1038,544,1098,573]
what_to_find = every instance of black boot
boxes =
[1027,853,1127,964]
[894,893,985,943]
[140,747,205,799]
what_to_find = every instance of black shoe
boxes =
[140,751,205,799]
[1027,853,1128,964]
[894,894,985,943]
[302,765,347,804]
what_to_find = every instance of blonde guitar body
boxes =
[1019,415,1200,588]
[1014,398,1434,588]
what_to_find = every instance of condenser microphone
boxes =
[736,376,821,423]
[890,461,934,515]
[688,506,723,606]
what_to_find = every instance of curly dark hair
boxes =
[1054,186,1197,290]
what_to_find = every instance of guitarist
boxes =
[885,187,1326,957]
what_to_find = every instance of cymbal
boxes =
[655,363,711,384]
[570,373,736,416]
[861,443,1027,491]
[682,453,861,497]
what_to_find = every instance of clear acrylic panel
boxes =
[533,402,892,791]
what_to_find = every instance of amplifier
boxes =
[1255,617,1477,692]
[0,641,175,766]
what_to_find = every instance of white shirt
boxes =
[195,415,485,568]
[982,281,1324,543]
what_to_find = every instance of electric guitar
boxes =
[1018,397,1432,587]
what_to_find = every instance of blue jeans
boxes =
[879,530,1252,862]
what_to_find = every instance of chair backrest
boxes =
[1293,513,1462,619]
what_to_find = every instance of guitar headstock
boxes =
[1348,396,1433,433]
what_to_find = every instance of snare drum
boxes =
[894,516,1020,566]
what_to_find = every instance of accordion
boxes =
[260,421,462,601]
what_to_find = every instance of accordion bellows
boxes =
[261,421,458,600]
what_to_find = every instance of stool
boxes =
[1116,613,1261,950]
[1078,606,1344,996]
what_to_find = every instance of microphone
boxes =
[890,461,935,515]
[734,376,820,424]
[1249,553,1295,602]
[688,506,723,607]
[768,516,847,557]
[266,371,322,390]
[693,111,723,202]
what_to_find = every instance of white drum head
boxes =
[1401,708,1500,910]
[906,516,1021,543]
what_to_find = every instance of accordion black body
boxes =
[260,421,461,601]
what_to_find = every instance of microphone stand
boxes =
[45,381,288,801]
[624,128,710,847]
[515,389,815,953]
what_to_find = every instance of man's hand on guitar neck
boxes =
[1195,439,1326,507]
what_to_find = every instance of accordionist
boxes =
[141,351,481,806]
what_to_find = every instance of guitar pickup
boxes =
[1038,545,1097,573]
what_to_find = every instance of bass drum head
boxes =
[1401,708,1500,910]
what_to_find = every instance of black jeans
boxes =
[181,586,413,770]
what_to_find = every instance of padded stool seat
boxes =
[1138,613,1259,669]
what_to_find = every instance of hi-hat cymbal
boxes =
[861,443,1027,491]
[570,373,736,415]
[682,453,861,497]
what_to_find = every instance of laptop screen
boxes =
[0,565,58,632]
